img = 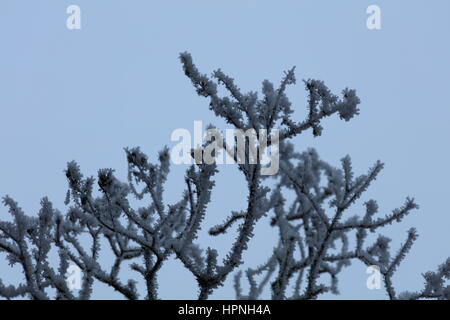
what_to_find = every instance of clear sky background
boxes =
[0,0,449,299]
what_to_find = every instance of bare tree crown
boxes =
[0,54,448,300]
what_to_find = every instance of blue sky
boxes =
[0,0,449,299]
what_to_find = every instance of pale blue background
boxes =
[0,0,449,299]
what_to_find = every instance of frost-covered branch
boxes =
[235,145,447,300]
[0,53,447,300]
